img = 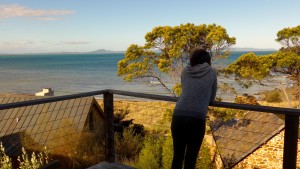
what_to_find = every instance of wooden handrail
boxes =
[0,89,108,110]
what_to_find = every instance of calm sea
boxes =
[0,51,275,97]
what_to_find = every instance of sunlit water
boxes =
[0,51,275,100]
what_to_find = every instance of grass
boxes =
[98,100,175,132]
[258,100,299,108]
[258,85,299,108]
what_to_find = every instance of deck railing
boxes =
[0,89,299,169]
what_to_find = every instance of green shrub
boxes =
[197,139,214,169]
[0,143,12,169]
[162,109,173,124]
[18,147,49,169]
[0,142,49,169]
[265,91,283,102]
[114,109,146,137]
[162,136,173,169]
[235,94,258,105]
[75,132,106,168]
[136,137,163,169]
[129,136,215,168]
[115,129,143,161]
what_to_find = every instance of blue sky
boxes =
[0,0,299,53]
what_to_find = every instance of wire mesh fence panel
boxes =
[208,107,286,169]
[0,96,106,169]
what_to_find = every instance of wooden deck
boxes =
[87,162,136,169]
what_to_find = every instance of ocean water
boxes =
[0,51,275,97]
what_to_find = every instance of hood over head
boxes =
[185,62,212,78]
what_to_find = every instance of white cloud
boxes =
[0,41,34,48]
[0,4,74,20]
[61,41,90,45]
[35,17,63,21]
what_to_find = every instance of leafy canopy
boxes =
[226,51,300,85]
[226,52,273,81]
[118,23,236,96]
[276,25,300,48]
[226,25,300,102]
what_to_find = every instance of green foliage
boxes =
[265,91,283,103]
[172,83,182,96]
[197,139,214,169]
[118,23,235,96]
[114,109,146,162]
[226,50,300,100]
[235,94,259,105]
[226,52,273,81]
[276,25,300,48]
[136,137,163,169]
[162,108,173,124]
[18,147,49,169]
[114,109,146,137]
[115,129,144,162]
[162,137,173,169]
[226,26,300,104]
[209,107,241,123]
[127,135,216,168]
[270,51,300,76]
[1,142,49,169]
[75,132,106,167]
[0,143,12,169]
[218,83,237,95]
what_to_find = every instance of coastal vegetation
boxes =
[117,23,300,105]
[117,23,236,96]
[226,25,300,108]
[265,90,283,103]
[114,24,300,168]
[0,143,49,169]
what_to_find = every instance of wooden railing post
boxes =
[283,115,299,169]
[104,92,115,163]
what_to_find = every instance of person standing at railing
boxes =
[171,48,217,169]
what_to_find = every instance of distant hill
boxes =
[48,49,124,54]
[230,47,277,51]
[87,49,124,54]
[0,49,124,55]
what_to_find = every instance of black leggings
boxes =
[171,116,206,169]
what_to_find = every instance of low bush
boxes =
[115,129,144,161]
[0,142,49,169]
[265,91,283,103]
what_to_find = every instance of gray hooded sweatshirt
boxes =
[174,62,217,120]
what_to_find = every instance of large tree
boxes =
[117,23,236,96]
[276,25,300,50]
[226,25,300,106]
